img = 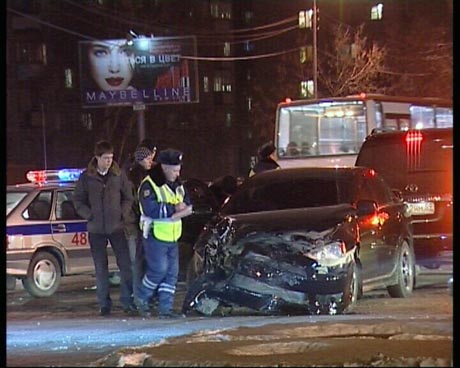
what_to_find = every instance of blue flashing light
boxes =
[27,168,84,183]
[58,169,83,182]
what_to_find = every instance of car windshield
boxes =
[223,176,350,215]
[6,191,29,216]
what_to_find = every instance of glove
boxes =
[140,215,153,239]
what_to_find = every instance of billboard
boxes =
[79,36,199,108]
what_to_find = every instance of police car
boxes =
[6,169,119,298]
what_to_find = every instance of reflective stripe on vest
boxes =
[138,176,185,242]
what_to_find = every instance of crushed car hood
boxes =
[184,203,358,316]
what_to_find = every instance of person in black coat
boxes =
[249,141,281,177]
[73,140,135,316]
[124,145,156,302]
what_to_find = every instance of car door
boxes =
[51,189,118,274]
[367,175,405,276]
[353,175,386,281]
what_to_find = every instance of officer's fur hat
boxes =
[157,148,183,165]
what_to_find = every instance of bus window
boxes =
[410,105,435,129]
[275,94,452,168]
[435,107,453,128]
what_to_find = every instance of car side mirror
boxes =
[356,200,377,216]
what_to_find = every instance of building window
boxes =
[370,4,383,20]
[16,43,47,65]
[247,97,253,111]
[203,76,209,92]
[224,42,231,56]
[244,11,253,24]
[300,46,313,63]
[351,43,360,58]
[226,112,232,127]
[81,113,93,131]
[64,68,73,88]
[244,41,254,52]
[210,0,232,19]
[214,70,232,92]
[300,80,314,98]
[298,10,313,29]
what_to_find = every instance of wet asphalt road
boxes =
[6,269,453,367]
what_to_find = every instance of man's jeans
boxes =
[89,230,133,309]
[126,233,144,299]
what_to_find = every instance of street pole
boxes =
[135,106,146,143]
[313,0,318,99]
[41,103,48,170]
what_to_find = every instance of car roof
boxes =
[7,182,76,191]
[243,166,370,185]
[365,127,452,144]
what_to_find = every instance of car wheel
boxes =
[387,241,415,298]
[342,262,360,314]
[22,251,61,298]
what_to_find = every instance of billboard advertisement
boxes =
[79,36,199,108]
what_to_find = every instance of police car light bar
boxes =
[26,168,84,183]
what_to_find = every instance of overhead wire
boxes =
[8,7,304,62]
[61,0,297,37]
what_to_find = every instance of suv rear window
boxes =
[356,130,453,195]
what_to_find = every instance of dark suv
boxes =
[356,128,453,269]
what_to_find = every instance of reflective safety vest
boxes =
[138,176,185,242]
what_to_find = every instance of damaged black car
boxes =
[183,167,415,316]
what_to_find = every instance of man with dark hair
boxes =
[135,148,193,318]
[73,140,136,316]
[249,141,281,177]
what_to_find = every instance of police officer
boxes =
[249,141,281,177]
[135,148,193,318]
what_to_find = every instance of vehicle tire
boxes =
[387,241,415,298]
[342,262,360,314]
[22,251,61,298]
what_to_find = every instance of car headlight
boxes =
[307,241,353,266]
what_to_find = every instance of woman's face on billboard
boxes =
[88,40,135,91]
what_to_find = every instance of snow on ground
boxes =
[94,318,453,367]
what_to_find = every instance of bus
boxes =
[274,93,453,168]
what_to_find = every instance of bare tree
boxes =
[384,16,452,99]
[250,50,303,148]
[318,24,387,97]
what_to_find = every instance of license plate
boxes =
[407,202,435,215]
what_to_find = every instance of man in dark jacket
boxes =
[73,140,136,316]
[249,141,281,177]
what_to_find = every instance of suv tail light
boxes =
[405,130,423,169]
